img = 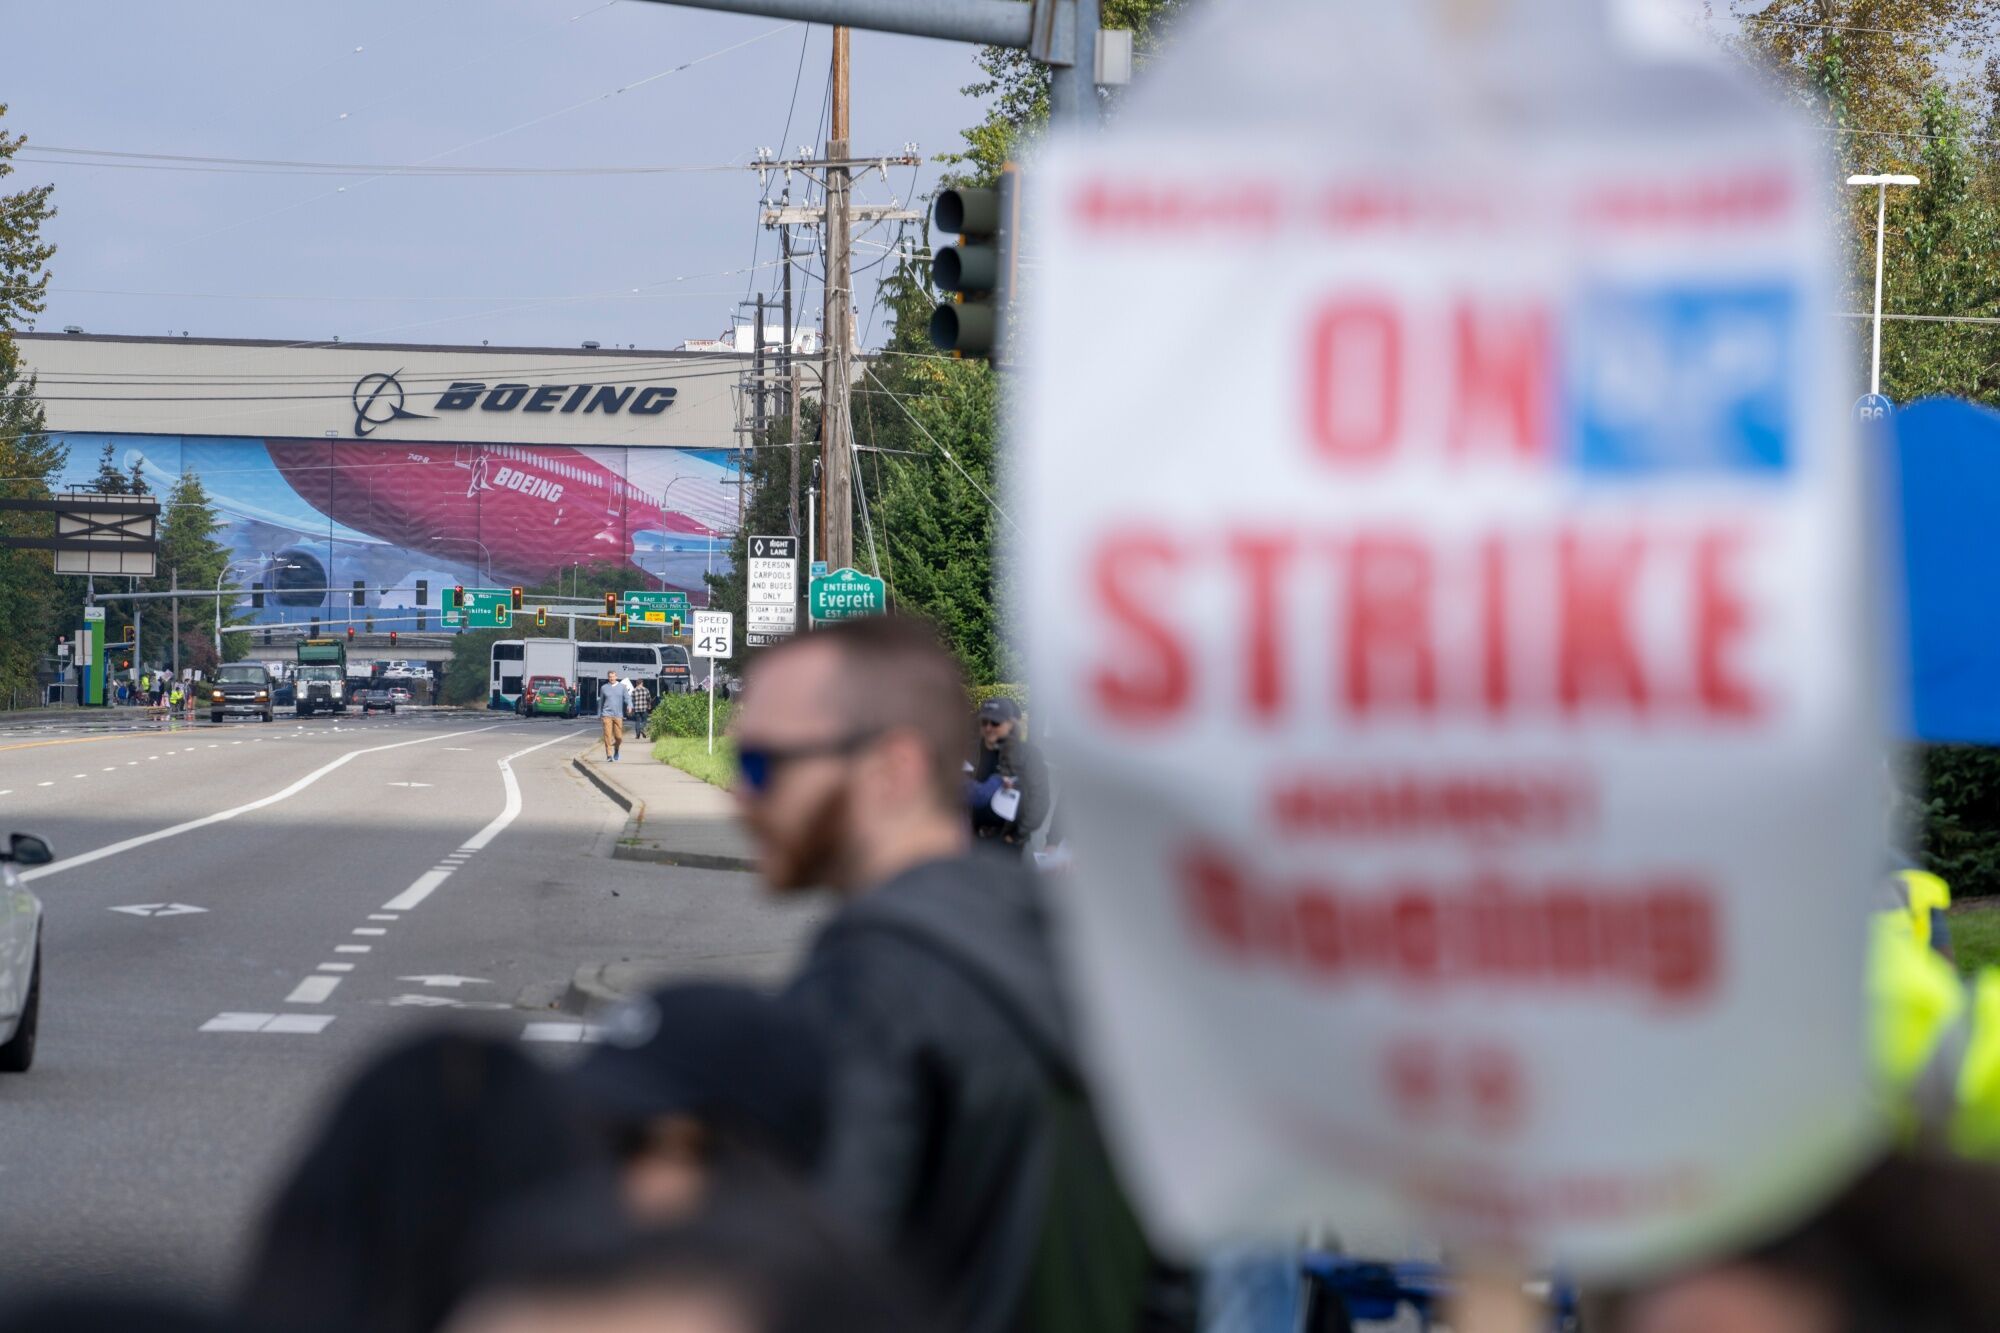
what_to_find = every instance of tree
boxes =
[91,441,129,494]
[0,105,60,706]
[150,471,244,673]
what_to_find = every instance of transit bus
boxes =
[488,639,692,712]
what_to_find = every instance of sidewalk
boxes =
[570,743,757,872]
[567,743,815,1012]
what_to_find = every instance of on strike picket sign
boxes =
[1018,0,1886,1274]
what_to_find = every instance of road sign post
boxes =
[747,535,799,647]
[807,567,886,623]
[691,610,734,755]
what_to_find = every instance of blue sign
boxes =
[1854,393,1894,423]
[810,560,829,577]
[1569,285,1795,475]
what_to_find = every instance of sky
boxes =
[5,0,986,351]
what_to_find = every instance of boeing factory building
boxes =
[18,333,754,630]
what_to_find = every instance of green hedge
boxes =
[647,691,732,740]
[972,683,1028,710]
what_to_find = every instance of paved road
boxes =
[0,709,818,1297]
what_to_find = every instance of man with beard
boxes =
[731,616,1172,1333]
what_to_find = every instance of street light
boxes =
[1847,172,1921,398]
[215,558,265,655]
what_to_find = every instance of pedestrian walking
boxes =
[599,669,632,763]
[732,615,1181,1333]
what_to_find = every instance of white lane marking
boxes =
[20,725,503,882]
[368,913,399,921]
[72,773,86,779]
[101,766,116,772]
[391,994,510,1010]
[352,927,386,936]
[335,944,371,953]
[200,1012,334,1034]
[318,962,356,973]
[36,781,52,787]
[126,761,137,766]
[147,755,157,760]
[286,975,342,1004]
[522,1022,603,1044]
[376,733,568,913]
[401,974,489,988]
[444,747,471,751]
[386,781,433,788]
[0,790,10,796]
[109,903,207,917]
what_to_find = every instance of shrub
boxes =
[1918,745,2000,898]
[648,691,732,740]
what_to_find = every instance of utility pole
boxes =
[753,294,769,441]
[170,567,180,680]
[822,26,855,571]
[782,222,799,539]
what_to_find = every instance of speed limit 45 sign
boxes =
[691,610,733,659]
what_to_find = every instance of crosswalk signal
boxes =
[617,613,630,636]
[604,591,618,617]
[930,173,1017,361]
[535,606,548,629]
[510,586,524,611]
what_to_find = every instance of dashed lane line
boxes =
[19,724,503,883]
[285,976,342,1005]
[378,733,569,913]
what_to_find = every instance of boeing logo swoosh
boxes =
[352,371,433,438]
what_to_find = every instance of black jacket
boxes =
[783,851,1077,1333]
[971,733,1052,838]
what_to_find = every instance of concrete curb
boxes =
[571,752,642,816]
[560,962,627,1015]
[570,749,758,873]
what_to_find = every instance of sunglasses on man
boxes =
[736,728,884,795]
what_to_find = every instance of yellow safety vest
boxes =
[1899,868,1953,952]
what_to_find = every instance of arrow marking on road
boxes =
[399,975,490,988]
[110,903,208,917]
[388,994,511,1010]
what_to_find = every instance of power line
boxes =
[19,146,747,178]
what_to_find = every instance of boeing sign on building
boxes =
[20,334,747,627]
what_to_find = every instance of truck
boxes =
[520,639,578,699]
[294,638,349,717]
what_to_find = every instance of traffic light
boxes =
[670,614,683,635]
[604,591,618,617]
[352,580,365,608]
[616,613,630,636]
[416,579,429,607]
[535,607,548,629]
[930,173,1017,360]
[510,586,524,611]
[346,626,355,641]
[495,605,511,628]
[388,631,398,647]
[251,582,265,610]
[452,585,465,612]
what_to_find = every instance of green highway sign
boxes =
[622,590,690,627]
[809,568,887,622]
[443,588,515,630]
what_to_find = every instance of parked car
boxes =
[516,675,578,719]
[0,832,51,1073]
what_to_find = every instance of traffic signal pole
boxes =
[628,0,1105,131]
